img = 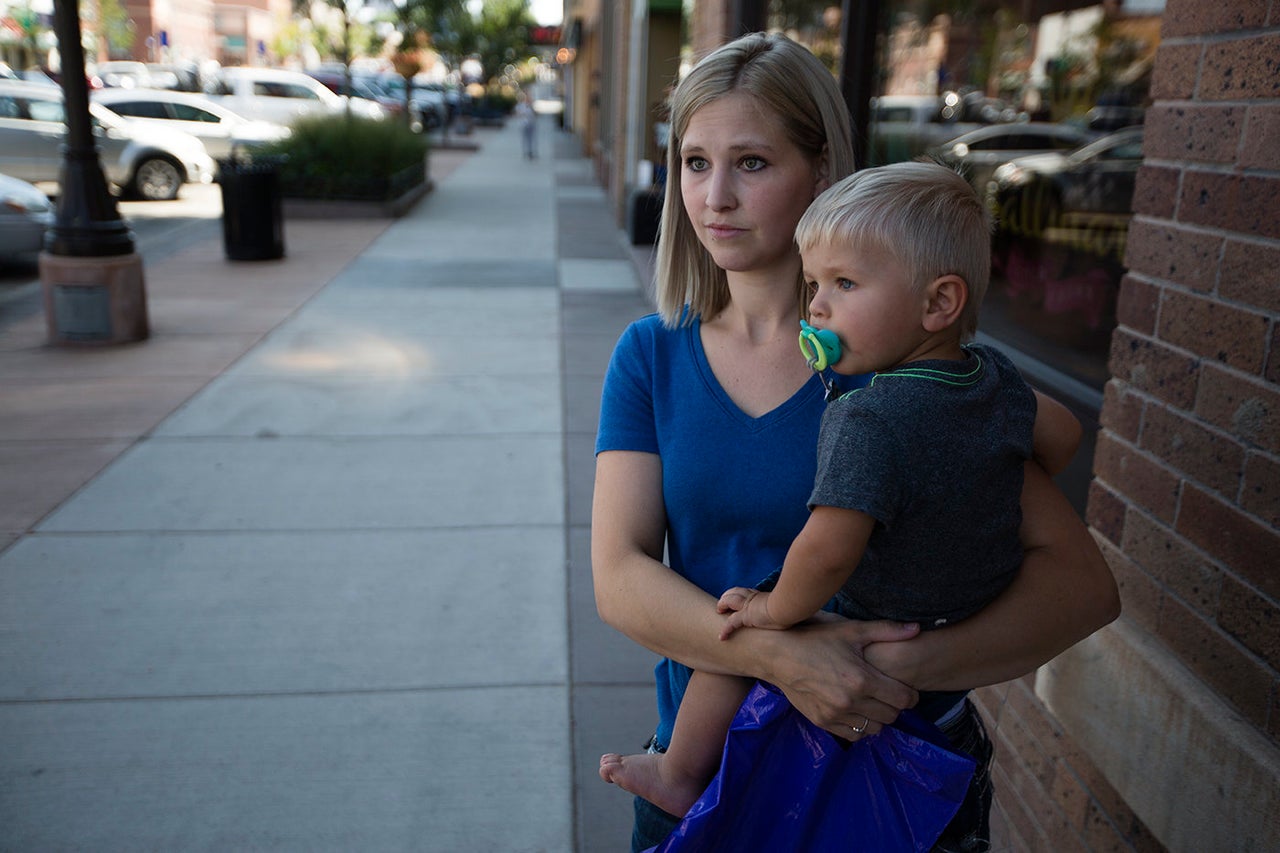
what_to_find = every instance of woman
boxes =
[591,32,1119,851]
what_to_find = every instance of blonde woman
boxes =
[591,32,1118,851]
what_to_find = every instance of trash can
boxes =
[218,154,285,261]
[628,187,663,245]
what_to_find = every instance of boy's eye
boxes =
[740,157,766,171]
[837,278,855,291]
[805,280,818,296]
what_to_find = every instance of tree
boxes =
[472,0,536,86]
[389,0,467,122]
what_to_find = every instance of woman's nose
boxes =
[704,170,735,211]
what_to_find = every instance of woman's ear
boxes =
[921,274,968,332]
[813,146,831,197]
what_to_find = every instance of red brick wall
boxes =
[979,1,1280,848]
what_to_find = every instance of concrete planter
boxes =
[283,178,433,219]
[280,159,430,219]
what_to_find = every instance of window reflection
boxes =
[775,0,1162,396]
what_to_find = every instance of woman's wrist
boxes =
[728,622,785,684]
[863,636,921,689]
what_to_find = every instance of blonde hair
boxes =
[794,160,992,340]
[655,32,855,327]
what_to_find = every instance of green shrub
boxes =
[256,114,429,201]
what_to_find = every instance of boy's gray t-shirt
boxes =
[809,344,1036,628]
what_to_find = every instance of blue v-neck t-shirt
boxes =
[595,312,865,747]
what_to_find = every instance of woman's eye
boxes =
[684,156,708,172]
[741,157,766,171]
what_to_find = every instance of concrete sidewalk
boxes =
[1,116,659,851]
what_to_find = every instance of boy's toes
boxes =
[599,753,622,782]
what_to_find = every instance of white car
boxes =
[0,79,215,201]
[204,66,386,127]
[93,88,290,162]
[95,60,152,89]
[0,172,54,258]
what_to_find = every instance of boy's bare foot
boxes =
[598,752,703,818]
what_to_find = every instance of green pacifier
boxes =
[799,320,842,372]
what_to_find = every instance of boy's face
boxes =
[802,240,933,375]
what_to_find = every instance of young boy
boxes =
[599,160,1081,819]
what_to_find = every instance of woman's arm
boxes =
[865,461,1120,691]
[592,450,920,740]
[1032,390,1083,476]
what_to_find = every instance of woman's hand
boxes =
[758,615,921,742]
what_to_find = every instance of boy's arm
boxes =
[1031,389,1083,476]
[720,506,873,635]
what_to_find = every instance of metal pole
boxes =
[734,0,767,35]
[46,0,134,256]
[840,0,883,171]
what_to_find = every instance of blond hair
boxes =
[655,32,855,327]
[795,160,992,340]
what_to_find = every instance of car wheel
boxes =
[129,156,184,201]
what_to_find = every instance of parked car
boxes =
[0,79,215,201]
[869,94,983,165]
[415,80,465,122]
[307,70,425,132]
[145,62,203,92]
[988,127,1145,260]
[92,88,290,162]
[204,66,385,127]
[929,122,1097,194]
[367,73,447,131]
[95,60,152,89]
[0,172,54,259]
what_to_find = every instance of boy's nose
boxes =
[808,290,827,317]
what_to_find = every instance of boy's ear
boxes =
[921,274,967,332]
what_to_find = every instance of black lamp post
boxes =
[840,0,884,171]
[46,0,135,257]
[39,0,148,345]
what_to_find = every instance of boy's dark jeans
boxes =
[629,699,994,852]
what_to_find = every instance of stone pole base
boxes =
[39,251,149,346]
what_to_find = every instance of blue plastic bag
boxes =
[647,682,976,853]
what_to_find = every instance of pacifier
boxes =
[799,320,842,372]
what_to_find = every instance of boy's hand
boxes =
[717,587,781,639]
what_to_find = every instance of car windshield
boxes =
[1071,133,1143,163]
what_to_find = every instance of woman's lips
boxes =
[705,223,745,239]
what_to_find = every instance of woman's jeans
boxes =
[629,699,994,852]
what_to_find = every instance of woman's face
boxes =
[679,91,823,278]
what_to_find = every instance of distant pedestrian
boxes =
[517,92,536,160]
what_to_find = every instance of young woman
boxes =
[591,32,1119,851]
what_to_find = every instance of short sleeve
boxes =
[808,400,905,526]
[596,317,660,455]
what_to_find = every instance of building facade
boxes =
[560,0,1279,848]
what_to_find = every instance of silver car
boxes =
[0,171,54,258]
[92,87,290,162]
[0,79,215,201]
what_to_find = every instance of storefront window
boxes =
[775,0,1164,508]
[779,0,1162,397]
